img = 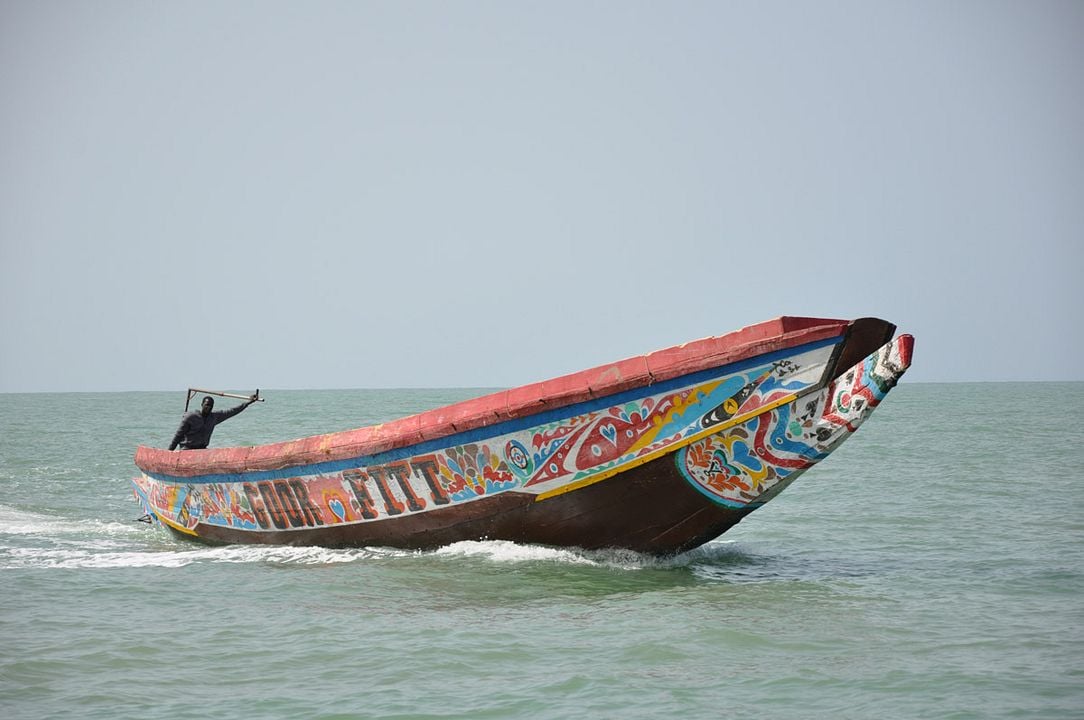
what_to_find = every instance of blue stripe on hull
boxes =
[146,336,840,485]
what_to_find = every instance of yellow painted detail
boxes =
[533,391,800,503]
[624,379,722,457]
[156,511,199,537]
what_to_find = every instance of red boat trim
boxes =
[136,317,849,478]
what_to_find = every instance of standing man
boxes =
[169,394,258,451]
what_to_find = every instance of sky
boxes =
[1,0,1081,392]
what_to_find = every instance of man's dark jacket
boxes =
[169,403,249,450]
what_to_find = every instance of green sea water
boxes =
[1,384,1082,719]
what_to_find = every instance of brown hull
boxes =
[184,451,753,554]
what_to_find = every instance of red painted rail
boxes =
[136,316,849,477]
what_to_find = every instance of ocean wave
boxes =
[434,539,602,565]
[0,504,142,539]
[430,538,744,571]
[0,542,414,569]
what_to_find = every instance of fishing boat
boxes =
[133,316,913,555]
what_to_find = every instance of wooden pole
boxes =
[185,388,263,412]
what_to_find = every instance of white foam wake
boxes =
[1,542,414,569]
[434,539,602,565]
[0,504,141,539]
[0,500,741,570]
[431,538,738,570]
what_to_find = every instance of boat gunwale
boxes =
[135,316,850,478]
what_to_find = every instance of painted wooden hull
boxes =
[133,317,913,555]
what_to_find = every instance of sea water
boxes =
[1,384,1082,719]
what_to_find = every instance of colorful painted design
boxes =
[135,343,842,535]
[678,334,911,508]
[436,444,518,502]
[505,439,532,477]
